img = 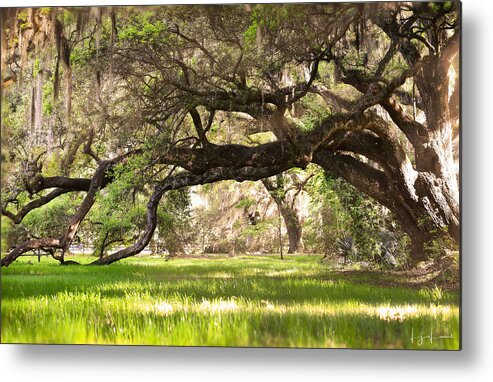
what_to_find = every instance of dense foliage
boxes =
[1,3,460,267]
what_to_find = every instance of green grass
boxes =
[1,255,460,349]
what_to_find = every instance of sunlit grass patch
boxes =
[1,255,459,349]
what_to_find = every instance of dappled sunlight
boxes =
[0,0,461,350]
[198,299,239,313]
[116,293,458,325]
[374,304,454,322]
[150,301,174,315]
[2,290,459,348]
[266,269,297,277]
[376,305,419,322]
[2,255,460,348]
[128,297,241,316]
[208,272,235,279]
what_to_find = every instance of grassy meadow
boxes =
[0,255,459,349]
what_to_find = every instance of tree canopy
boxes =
[1,2,460,266]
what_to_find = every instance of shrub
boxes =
[335,235,358,264]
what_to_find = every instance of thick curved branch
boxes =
[28,176,93,194]
[1,238,62,267]
[312,150,424,245]
[158,140,300,174]
[59,159,117,251]
[1,155,130,267]
[380,97,428,145]
[2,188,72,224]
[189,108,209,146]
[313,151,391,207]
[2,141,294,267]
[310,85,353,112]
[92,163,293,265]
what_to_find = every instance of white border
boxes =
[1,1,492,381]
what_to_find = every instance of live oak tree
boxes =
[1,2,459,266]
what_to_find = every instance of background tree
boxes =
[261,170,312,253]
[156,188,193,256]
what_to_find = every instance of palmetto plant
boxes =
[336,235,358,264]
[374,230,398,268]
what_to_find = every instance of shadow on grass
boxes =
[2,273,458,306]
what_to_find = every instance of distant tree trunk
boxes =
[262,175,304,254]
[165,234,186,256]
[278,206,284,260]
[96,230,109,259]
[276,201,303,254]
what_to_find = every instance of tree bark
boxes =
[374,13,460,245]
[0,238,61,267]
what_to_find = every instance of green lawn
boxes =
[0,255,460,349]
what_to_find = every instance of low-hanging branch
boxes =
[2,160,294,267]
[1,188,72,224]
[1,95,439,267]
